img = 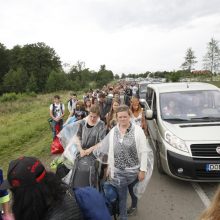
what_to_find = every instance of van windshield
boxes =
[160,90,220,122]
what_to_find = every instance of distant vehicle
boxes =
[138,79,163,101]
[138,81,150,100]
[145,82,220,181]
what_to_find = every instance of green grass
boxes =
[0,91,71,173]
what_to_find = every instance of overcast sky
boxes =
[1,0,220,74]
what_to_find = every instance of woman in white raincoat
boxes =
[87,105,152,220]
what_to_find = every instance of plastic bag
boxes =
[62,169,73,185]
[50,156,65,170]
[50,136,64,154]
[55,123,61,135]
[62,138,79,166]
[133,138,154,199]
[58,120,80,149]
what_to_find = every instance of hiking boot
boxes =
[127,207,137,216]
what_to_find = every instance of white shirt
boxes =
[131,111,143,127]
[132,86,138,95]
[67,99,77,113]
[50,103,65,118]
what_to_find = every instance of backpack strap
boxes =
[69,99,72,108]
[60,103,63,114]
[52,103,55,117]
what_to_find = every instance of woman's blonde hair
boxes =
[199,187,220,220]
[130,96,142,113]
[106,98,120,128]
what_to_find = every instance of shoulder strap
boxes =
[52,103,55,116]
[69,99,72,107]
[60,103,63,114]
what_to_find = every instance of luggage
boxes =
[101,181,119,220]
[69,155,99,188]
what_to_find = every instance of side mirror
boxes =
[146,109,157,120]
[146,110,153,120]
[139,98,146,103]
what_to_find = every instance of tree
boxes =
[181,48,197,72]
[0,43,10,87]
[26,73,38,92]
[46,70,68,92]
[203,38,220,74]
[121,73,126,79]
[114,74,120,80]
[96,65,114,87]
[9,42,62,92]
[3,68,28,93]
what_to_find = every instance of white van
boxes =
[145,82,220,181]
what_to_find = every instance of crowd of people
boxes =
[1,81,220,220]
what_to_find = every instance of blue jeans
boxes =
[116,178,138,220]
[128,178,139,208]
[51,119,63,139]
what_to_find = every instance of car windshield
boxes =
[160,90,220,122]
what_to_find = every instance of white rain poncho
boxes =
[93,124,154,198]
[57,117,106,168]
[133,138,154,198]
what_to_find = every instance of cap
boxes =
[0,156,46,190]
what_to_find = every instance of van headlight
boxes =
[165,131,188,153]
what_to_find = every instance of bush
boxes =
[0,93,18,102]
[0,92,37,102]
[26,91,37,97]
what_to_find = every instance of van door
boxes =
[149,91,159,142]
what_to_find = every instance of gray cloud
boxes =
[84,0,220,30]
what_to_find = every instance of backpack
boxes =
[68,99,73,108]
[69,155,99,188]
[101,181,119,220]
[74,186,111,220]
[68,99,78,110]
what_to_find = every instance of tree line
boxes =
[0,42,114,94]
[121,38,220,81]
[0,38,219,94]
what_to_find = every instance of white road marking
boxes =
[191,182,211,208]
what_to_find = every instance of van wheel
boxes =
[155,142,165,174]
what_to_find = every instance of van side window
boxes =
[146,88,153,107]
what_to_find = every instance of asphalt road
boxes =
[127,149,219,220]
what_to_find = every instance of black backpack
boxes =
[70,155,99,188]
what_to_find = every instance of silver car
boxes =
[145,82,220,181]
